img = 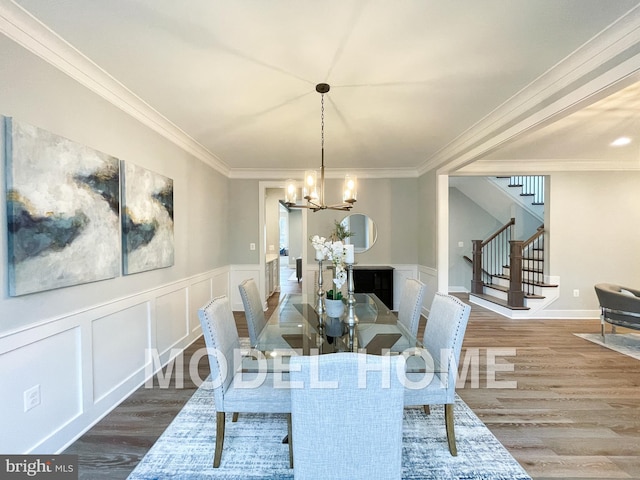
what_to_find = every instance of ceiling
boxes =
[9,0,640,177]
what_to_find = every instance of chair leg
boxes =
[423,405,431,415]
[287,413,293,468]
[232,412,239,422]
[444,403,457,456]
[214,412,225,467]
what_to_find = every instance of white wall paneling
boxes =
[155,289,189,359]
[230,265,261,311]
[418,265,438,318]
[92,303,150,404]
[391,264,418,312]
[189,278,213,333]
[0,327,82,453]
[0,267,227,454]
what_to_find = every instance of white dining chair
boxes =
[397,278,427,337]
[290,353,404,480]
[238,278,267,345]
[403,292,471,456]
[198,295,292,468]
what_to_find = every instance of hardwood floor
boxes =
[64,289,640,479]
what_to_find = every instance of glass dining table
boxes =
[242,293,431,373]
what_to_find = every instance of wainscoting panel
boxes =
[211,270,230,300]
[392,264,419,312]
[155,288,189,357]
[230,265,259,311]
[418,265,438,317]
[91,303,150,403]
[189,279,212,333]
[0,327,82,453]
[0,267,230,454]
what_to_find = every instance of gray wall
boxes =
[305,178,420,265]
[418,169,437,268]
[227,179,259,264]
[229,177,421,267]
[548,171,640,310]
[448,187,502,290]
[0,35,228,335]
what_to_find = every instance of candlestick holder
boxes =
[345,263,358,326]
[316,259,325,315]
[347,323,356,352]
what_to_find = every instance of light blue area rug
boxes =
[128,384,531,479]
[575,333,640,361]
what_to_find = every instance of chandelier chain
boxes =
[320,93,325,151]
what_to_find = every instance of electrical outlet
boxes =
[458,241,464,248]
[249,243,256,251]
[24,385,40,412]
[269,245,275,251]
[573,289,580,297]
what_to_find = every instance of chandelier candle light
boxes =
[284,83,358,212]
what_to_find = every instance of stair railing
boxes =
[520,226,545,296]
[471,218,515,296]
[508,175,545,205]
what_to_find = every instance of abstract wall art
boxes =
[5,117,120,296]
[121,161,174,275]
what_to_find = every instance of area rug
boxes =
[574,332,640,361]
[127,384,531,479]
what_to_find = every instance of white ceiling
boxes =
[9,0,640,176]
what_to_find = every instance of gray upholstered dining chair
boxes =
[290,353,404,480]
[198,295,292,468]
[397,277,427,337]
[404,292,471,456]
[238,278,267,345]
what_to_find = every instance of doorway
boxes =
[264,187,303,296]
[279,203,303,294]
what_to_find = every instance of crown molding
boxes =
[453,158,640,175]
[228,166,419,180]
[0,0,230,176]
[418,4,640,177]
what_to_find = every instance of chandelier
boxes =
[284,83,357,212]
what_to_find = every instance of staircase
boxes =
[500,175,545,205]
[469,216,559,318]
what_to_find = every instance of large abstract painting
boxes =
[121,161,174,275]
[5,117,120,296]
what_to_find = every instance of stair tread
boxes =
[484,282,548,298]
[470,292,530,310]
[491,278,558,288]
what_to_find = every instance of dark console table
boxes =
[352,266,394,310]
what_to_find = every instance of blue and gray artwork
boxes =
[121,162,174,275]
[5,117,120,296]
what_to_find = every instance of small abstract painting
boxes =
[5,117,120,296]
[121,161,174,275]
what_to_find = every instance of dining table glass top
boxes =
[244,293,432,373]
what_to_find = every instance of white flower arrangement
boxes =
[310,235,348,292]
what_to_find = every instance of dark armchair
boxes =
[594,283,640,341]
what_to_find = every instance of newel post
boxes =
[471,240,483,294]
[508,240,525,307]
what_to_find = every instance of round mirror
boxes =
[341,214,377,253]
